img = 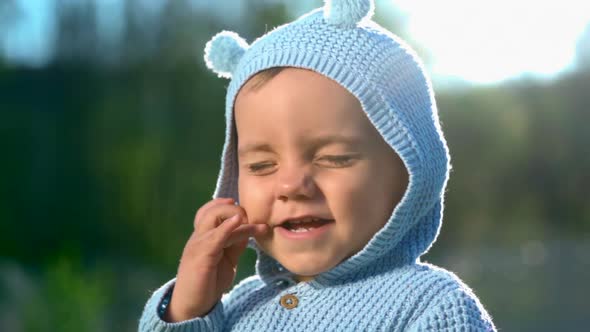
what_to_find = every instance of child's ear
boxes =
[323,0,375,28]
[204,31,249,79]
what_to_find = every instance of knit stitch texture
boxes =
[139,0,496,330]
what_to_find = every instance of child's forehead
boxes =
[234,68,381,143]
[237,68,361,108]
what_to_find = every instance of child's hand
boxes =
[164,197,269,322]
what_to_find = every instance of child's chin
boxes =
[278,257,340,278]
[252,239,345,277]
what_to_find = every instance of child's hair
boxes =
[244,67,285,91]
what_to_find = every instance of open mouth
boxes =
[279,217,334,233]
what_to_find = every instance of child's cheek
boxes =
[238,179,274,226]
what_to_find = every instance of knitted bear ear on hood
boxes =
[204,31,249,79]
[323,0,375,27]
[203,0,374,78]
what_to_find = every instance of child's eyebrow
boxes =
[307,135,363,149]
[238,143,275,157]
[238,135,362,157]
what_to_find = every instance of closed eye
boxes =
[316,155,357,167]
[247,161,276,174]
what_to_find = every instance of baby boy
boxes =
[140,1,496,331]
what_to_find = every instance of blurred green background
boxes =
[1,1,589,331]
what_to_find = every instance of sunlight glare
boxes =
[394,0,590,83]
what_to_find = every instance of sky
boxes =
[2,0,590,87]
[393,0,590,85]
[0,0,55,67]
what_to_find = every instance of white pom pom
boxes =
[324,0,375,27]
[204,31,249,79]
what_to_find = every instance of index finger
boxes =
[193,197,235,229]
[194,203,247,233]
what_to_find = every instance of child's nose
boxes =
[275,164,317,202]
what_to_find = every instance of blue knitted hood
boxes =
[205,0,450,286]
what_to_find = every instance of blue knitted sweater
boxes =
[139,1,496,330]
[140,261,494,331]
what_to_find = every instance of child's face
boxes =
[235,68,408,281]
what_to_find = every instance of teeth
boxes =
[288,217,320,225]
[290,227,311,233]
[281,217,329,232]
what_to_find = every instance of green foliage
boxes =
[23,258,109,332]
[436,72,590,252]
[0,257,109,332]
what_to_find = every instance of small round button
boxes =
[279,294,299,309]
